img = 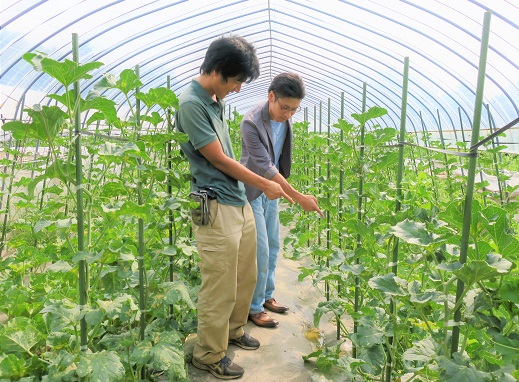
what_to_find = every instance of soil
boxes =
[183,222,353,382]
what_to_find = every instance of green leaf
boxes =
[72,250,103,264]
[0,354,27,379]
[23,53,103,88]
[55,218,75,229]
[359,345,384,375]
[76,351,125,382]
[46,332,72,350]
[436,261,463,272]
[390,219,437,246]
[2,106,68,141]
[313,300,345,328]
[116,69,142,95]
[488,330,519,359]
[403,337,438,364]
[482,205,519,257]
[83,96,118,123]
[119,201,152,219]
[351,316,385,347]
[408,281,444,305]
[40,301,81,332]
[84,308,104,326]
[0,326,41,354]
[98,141,141,159]
[438,354,491,382]
[351,106,388,125]
[149,342,186,379]
[34,219,55,233]
[136,87,179,110]
[46,260,73,273]
[163,281,196,310]
[141,111,163,127]
[97,294,138,322]
[453,254,512,286]
[368,273,407,296]
[100,182,128,198]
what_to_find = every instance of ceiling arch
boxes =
[1,0,518,152]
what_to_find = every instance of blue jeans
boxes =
[249,194,280,314]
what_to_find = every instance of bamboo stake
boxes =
[337,92,345,342]
[353,82,367,357]
[451,11,491,356]
[485,104,504,204]
[72,33,88,360]
[386,56,409,382]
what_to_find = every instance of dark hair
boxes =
[200,36,260,83]
[268,72,306,99]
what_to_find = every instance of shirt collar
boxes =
[191,79,224,107]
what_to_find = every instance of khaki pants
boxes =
[193,201,257,364]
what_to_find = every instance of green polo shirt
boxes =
[175,80,247,206]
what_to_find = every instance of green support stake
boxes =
[485,104,504,204]
[451,10,492,356]
[419,112,439,202]
[386,56,409,382]
[167,75,175,319]
[72,34,88,360]
[353,82,367,358]
[326,97,331,302]
[436,109,453,191]
[134,66,146,345]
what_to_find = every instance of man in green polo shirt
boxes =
[175,36,292,380]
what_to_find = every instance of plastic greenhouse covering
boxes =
[1,0,518,152]
[1,1,519,382]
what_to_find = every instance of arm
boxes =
[241,115,322,216]
[271,172,324,217]
[199,140,293,203]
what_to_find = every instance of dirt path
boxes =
[184,222,350,382]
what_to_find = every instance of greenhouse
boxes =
[1,0,518,381]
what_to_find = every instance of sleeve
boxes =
[241,117,279,179]
[178,101,217,150]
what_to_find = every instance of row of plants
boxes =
[278,102,519,380]
[0,45,198,381]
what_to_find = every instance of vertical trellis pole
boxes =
[72,34,88,361]
[386,56,409,382]
[318,101,322,248]
[485,104,504,205]
[134,66,146,348]
[353,82,367,358]
[451,11,491,356]
[436,110,453,191]
[311,105,317,249]
[419,112,439,202]
[166,75,175,318]
[325,98,331,302]
[337,91,345,341]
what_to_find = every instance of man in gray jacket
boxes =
[240,72,324,327]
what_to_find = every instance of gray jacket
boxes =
[239,101,293,202]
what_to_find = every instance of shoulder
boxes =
[243,101,268,123]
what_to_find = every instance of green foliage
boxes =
[284,105,519,381]
[1,51,195,381]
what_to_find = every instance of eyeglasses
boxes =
[275,99,301,113]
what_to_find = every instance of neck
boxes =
[196,74,217,101]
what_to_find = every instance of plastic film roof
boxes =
[1,0,519,152]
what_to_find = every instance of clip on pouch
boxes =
[189,190,211,226]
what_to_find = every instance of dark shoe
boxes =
[263,298,289,313]
[249,311,279,327]
[192,355,244,380]
[229,332,260,350]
